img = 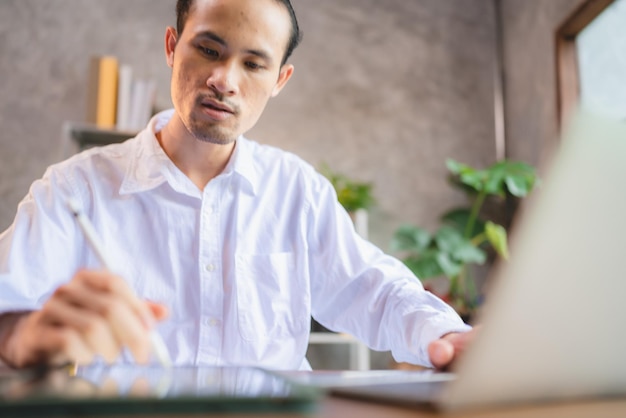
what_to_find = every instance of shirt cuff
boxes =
[415,314,472,368]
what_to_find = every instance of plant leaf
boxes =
[483,163,507,197]
[453,242,487,264]
[320,163,376,211]
[403,251,443,280]
[485,221,509,259]
[390,224,431,252]
[435,251,463,278]
[445,159,465,175]
[446,159,485,192]
[434,225,486,264]
[484,160,538,198]
[434,225,464,250]
[448,160,539,199]
[441,207,485,237]
[504,173,534,197]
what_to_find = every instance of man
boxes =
[0,0,472,370]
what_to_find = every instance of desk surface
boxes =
[93,397,626,418]
[1,366,625,418]
[319,396,626,418]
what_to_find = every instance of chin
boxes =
[192,127,237,145]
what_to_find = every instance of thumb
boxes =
[428,339,455,370]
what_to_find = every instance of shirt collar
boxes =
[120,109,260,196]
[227,136,260,196]
[119,110,174,196]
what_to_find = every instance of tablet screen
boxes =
[0,365,320,415]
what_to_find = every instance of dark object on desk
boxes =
[0,365,321,416]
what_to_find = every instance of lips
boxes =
[198,97,236,122]
[201,98,234,114]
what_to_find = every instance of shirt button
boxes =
[205,264,216,272]
[206,206,214,214]
[204,318,219,327]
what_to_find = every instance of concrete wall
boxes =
[499,0,585,168]
[0,0,498,252]
[0,0,173,228]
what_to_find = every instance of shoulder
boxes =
[241,137,323,180]
[51,135,137,170]
[238,138,340,219]
[242,138,334,203]
[38,136,140,199]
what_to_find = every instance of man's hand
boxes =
[428,328,477,370]
[1,269,168,368]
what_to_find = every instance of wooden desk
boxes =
[319,396,626,418]
[100,397,626,418]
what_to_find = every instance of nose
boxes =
[206,61,239,96]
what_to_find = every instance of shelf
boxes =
[63,121,138,151]
[309,332,370,370]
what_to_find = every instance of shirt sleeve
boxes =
[0,165,86,314]
[304,172,471,368]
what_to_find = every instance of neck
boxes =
[157,117,236,191]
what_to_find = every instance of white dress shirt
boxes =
[0,110,470,370]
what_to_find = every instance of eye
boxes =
[199,46,219,58]
[245,61,264,70]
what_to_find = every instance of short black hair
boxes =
[175,0,302,65]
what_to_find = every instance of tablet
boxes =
[0,364,321,416]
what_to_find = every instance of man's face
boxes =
[166,0,294,144]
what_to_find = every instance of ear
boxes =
[271,64,294,97]
[165,26,178,68]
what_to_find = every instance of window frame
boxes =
[555,0,615,129]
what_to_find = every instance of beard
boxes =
[185,95,241,145]
[187,119,237,145]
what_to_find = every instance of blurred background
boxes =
[0,0,574,243]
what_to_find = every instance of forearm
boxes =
[0,311,32,368]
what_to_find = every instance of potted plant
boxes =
[390,159,538,321]
[320,164,375,238]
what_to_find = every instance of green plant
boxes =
[391,159,538,317]
[320,164,375,212]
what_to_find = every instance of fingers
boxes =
[15,312,94,367]
[17,269,164,367]
[59,270,155,363]
[428,328,478,370]
[44,326,97,365]
[145,301,169,321]
[75,270,156,330]
[428,339,455,370]
[42,296,121,363]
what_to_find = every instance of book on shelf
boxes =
[86,55,119,128]
[127,77,157,132]
[86,55,157,132]
[116,64,133,131]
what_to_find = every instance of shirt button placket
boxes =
[198,186,224,365]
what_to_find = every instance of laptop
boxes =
[332,110,626,412]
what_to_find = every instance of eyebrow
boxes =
[195,31,274,64]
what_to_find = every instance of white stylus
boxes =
[66,198,172,367]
